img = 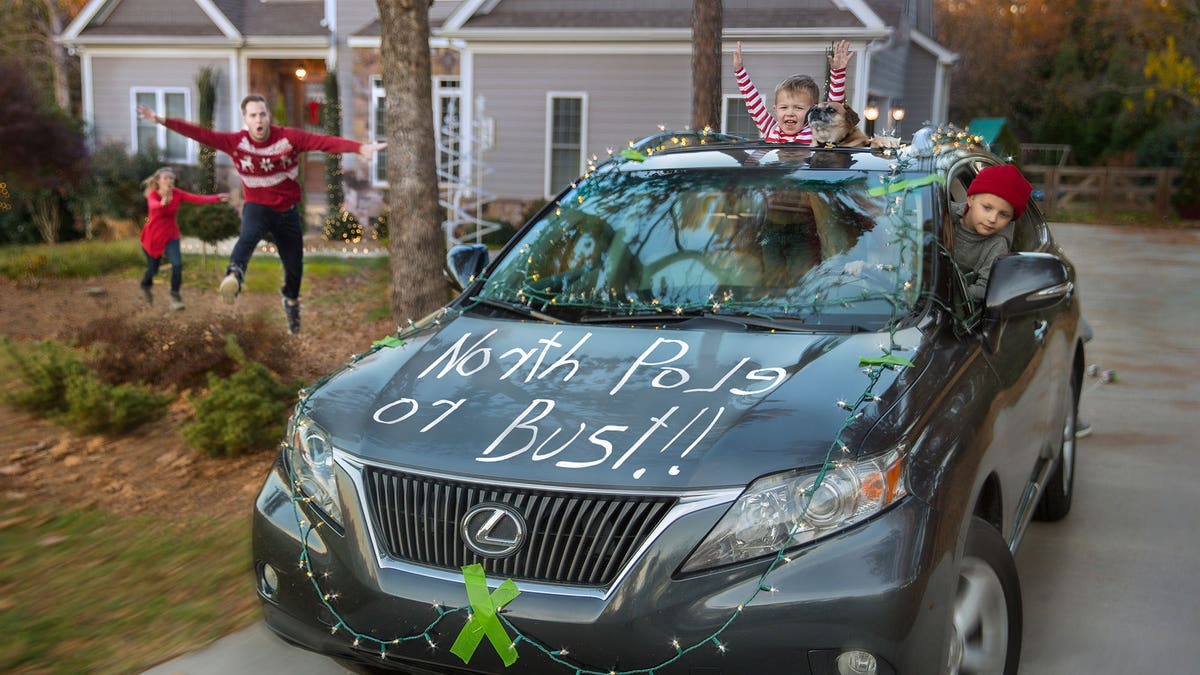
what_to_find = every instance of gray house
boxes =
[60,0,956,223]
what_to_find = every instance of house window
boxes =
[546,94,586,198]
[370,77,464,186]
[133,88,190,162]
[371,77,387,185]
[722,95,758,138]
[434,78,462,183]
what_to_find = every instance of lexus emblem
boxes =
[461,503,527,558]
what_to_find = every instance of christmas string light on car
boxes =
[275,136,949,674]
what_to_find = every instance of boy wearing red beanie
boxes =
[952,163,1033,300]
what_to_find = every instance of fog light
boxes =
[836,650,878,675]
[258,563,279,598]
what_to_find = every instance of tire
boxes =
[947,517,1022,675]
[1034,376,1078,521]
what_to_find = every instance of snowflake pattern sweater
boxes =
[735,66,846,144]
[162,118,362,211]
[141,188,222,258]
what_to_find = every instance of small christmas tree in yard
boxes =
[178,201,241,270]
[320,71,363,242]
[195,67,219,194]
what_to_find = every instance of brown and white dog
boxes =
[806,101,900,150]
[806,101,871,147]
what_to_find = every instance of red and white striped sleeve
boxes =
[735,67,780,141]
[827,67,846,103]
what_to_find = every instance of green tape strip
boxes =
[859,355,915,369]
[867,173,945,196]
[450,564,521,666]
[619,148,648,162]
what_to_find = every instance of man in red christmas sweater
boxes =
[137,95,386,334]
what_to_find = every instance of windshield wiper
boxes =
[581,310,809,332]
[469,296,565,324]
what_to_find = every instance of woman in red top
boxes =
[139,167,228,310]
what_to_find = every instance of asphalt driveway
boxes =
[143,222,1200,675]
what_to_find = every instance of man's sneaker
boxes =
[1074,419,1092,439]
[169,292,185,312]
[219,271,242,305]
[140,284,153,304]
[282,296,301,334]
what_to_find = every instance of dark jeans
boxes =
[229,202,304,301]
[141,238,183,294]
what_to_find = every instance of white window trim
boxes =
[370,76,465,188]
[370,76,386,187]
[721,94,739,135]
[130,87,194,163]
[433,77,463,185]
[544,92,588,200]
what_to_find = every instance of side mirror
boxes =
[981,252,1073,352]
[444,244,489,291]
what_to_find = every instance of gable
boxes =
[68,0,325,41]
[80,0,224,36]
[237,0,325,37]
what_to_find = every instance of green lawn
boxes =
[0,239,393,674]
[0,501,258,675]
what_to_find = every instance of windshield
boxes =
[479,161,928,328]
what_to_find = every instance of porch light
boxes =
[890,107,905,136]
[863,104,879,137]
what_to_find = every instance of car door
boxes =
[946,160,1061,542]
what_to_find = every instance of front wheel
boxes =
[947,517,1022,675]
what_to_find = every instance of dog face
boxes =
[806,101,868,147]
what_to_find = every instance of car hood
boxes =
[304,315,919,490]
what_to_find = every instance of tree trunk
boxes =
[377,0,448,324]
[690,0,723,132]
[37,0,72,111]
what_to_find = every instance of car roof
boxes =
[608,127,999,175]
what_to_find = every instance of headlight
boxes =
[285,412,343,526]
[681,447,907,573]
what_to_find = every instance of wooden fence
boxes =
[1021,165,1181,220]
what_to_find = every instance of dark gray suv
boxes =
[252,128,1083,675]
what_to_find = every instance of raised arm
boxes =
[826,40,853,103]
[733,42,778,140]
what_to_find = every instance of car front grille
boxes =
[363,466,677,586]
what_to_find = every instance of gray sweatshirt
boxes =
[950,200,1014,301]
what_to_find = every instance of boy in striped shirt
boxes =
[733,40,853,145]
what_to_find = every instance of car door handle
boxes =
[1032,320,1048,344]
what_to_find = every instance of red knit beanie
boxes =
[968,164,1033,219]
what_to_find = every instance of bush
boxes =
[177,201,241,247]
[323,208,363,243]
[72,312,302,391]
[58,371,173,435]
[0,337,89,413]
[182,337,301,457]
[83,143,163,223]
[1,337,172,435]
[1172,127,1200,217]
[370,211,389,244]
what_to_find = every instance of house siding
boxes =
[89,55,234,149]
[472,53,687,200]
[902,47,937,128]
[472,50,840,199]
